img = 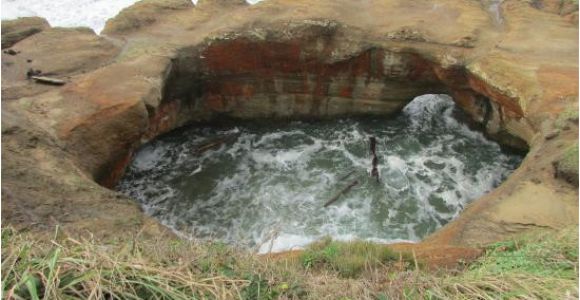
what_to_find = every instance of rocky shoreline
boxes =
[1,0,578,262]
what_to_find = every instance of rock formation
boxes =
[1,17,50,49]
[1,0,578,250]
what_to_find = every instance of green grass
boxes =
[557,142,579,175]
[555,108,579,130]
[300,237,413,278]
[2,226,578,299]
[0,227,305,300]
[432,227,578,299]
[376,227,579,300]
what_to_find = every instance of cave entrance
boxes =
[154,37,449,128]
[117,94,523,253]
[109,33,531,252]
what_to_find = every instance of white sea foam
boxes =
[257,234,416,254]
[117,94,523,253]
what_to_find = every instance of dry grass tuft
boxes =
[2,226,577,299]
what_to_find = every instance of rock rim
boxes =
[1,0,578,260]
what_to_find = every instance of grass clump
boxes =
[412,227,579,300]
[554,142,579,186]
[557,142,579,173]
[555,107,579,130]
[1,227,305,300]
[300,238,413,278]
[473,227,578,278]
[1,226,578,299]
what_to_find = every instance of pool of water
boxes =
[117,94,523,253]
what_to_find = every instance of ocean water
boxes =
[1,0,264,33]
[117,95,523,253]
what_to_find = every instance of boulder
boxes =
[1,17,50,49]
[102,0,194,35]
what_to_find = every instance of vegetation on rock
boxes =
[555,142,579,186]
[299,238,414,278]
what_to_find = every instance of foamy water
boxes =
[1,0,264,33]
[117,95,523,253]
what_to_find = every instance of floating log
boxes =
[338,170,356,181]
[31,76,65,86]
[369,136,380,182]
[371,167,379,179]
[370,136,377,155]
[371,156,379,182]
[194,133,240,154]
[196,139,226,153]
[323,180,359,207]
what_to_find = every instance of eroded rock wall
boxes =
[1,0,577,250]
[164,38,445,122]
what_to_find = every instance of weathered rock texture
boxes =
[2,0,578,254]
[1,17,50,49]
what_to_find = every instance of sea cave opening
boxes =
[112,35,528,253]
[116,94,523,253]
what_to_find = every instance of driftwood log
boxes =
[323,180,359,207]
[338,170,356,181]
[30,76,66,86]
[369,136,380,182]
[194,133,240,154]
[369,136,376,155]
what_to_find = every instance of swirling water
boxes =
[117,94,522,253]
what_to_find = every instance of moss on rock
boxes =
[555,142,579,186]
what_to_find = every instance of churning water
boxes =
[117,95,522,253]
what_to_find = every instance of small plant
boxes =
[1,226,577,299]
[474,228,578,278]
[555,107,579,130]
[559,143,579,170]
[197,241,238,276]
[241,274,277,300]
[300,238,412,277]
[554,142,579,185]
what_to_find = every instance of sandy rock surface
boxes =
[1,0,578,263]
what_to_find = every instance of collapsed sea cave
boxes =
[117,94,524,253]
[1,0,578,297]
[101,35,530,252]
